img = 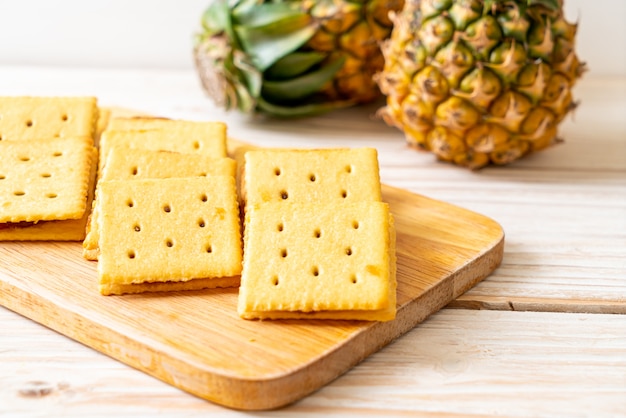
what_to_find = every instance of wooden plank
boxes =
[2,307,624,417]
[0,170,504,410]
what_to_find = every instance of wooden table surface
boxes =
[1,66,625,417]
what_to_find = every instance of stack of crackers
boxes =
[0,96,396,322]
[0,96,99,241]
[237,148,397,321]
[84,117,243,296]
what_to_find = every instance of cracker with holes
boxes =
[0,136,94,225]
[0,146,98,241]
[98,121,227,173]
[238,201,396,321]
[0,96,98,141]
[241,148,382,210]
[82,147,237,260]
[97,176,242,295]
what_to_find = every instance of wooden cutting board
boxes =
[0,138,504,411]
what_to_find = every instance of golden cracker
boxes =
[0,147,98,241]
[97,176,242,294]
[238,201,396,321]
[0,136,94,223]
[0,96,98,141]
[242,148,382,209]
[82,148,236,260]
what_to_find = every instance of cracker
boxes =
[0,147,98,241]
[238,201,396,321]
[82,148,237,260]
[101,147,236,181]
[242,148,382,209]
[98,120,227,172]
[99,276,240,296]
[97,176,243,295]
[0,96,98,141]
[0,136,94,223]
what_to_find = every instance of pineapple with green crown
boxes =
[376,0,586,168]
[194,0,404,117]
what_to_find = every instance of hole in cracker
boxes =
[0,175,5,180]
[61,114,68,121]
[280,248,288,258]
[165,239,174,248]
[271,276,279,286]
[280,190,288,200]
[200,193,208,202]
[345,165,352,173]
[205,244,213,253]
[274,167,281,176]
[127,250,136,259]
[52,151,63,157]
[312,266,320,277]
[126,199,134,208]
[352,220,359,229]
[163,204,171,213]
[341,190,348,199]
[277,223,284,232]
[309,174,316,182]
[13,191,25,196]
[46,193,57,199]
[314,228,321,238]
[131,166,138,176]
[133,224,141,232]
[350,274,357,284]
[18,156,30,162]
[199,172,207,177]
[198,219,206,228]
[192,141,200,150]
[40,173,51,178]
[25,120,33,127]
[346,247,353,256]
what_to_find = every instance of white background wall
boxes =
[0,0,624,76]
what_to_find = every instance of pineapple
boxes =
[376,0,586,168]
[194,0,404,117]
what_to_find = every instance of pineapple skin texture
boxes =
[194,0,404,117]
[376,0,586,168]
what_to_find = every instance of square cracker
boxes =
[98,121,227,172]
[82,147,237,260]
[97,176,243,295]
[0,96,98,141]
[0,136,94,223]
[0,147,98,241]
[238,201,396,321]
[242,148,382,209]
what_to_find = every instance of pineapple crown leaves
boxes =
[197,0,356,117]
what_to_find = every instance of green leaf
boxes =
[261,55,346,102]
[256,97,356,118]
[234,15,317,71]
[202,0,231,34]
[232,50,263,99]
[233,2,303,28]
[265,52,327,79]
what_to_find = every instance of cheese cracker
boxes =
[238,201,396,321]
[98,121,227,172]
[0,147,98,241]
[97,176,242,295]
[82,148,236,260]
[242,148,382,209]
[0,136,94,223]
[0,96,98,141]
